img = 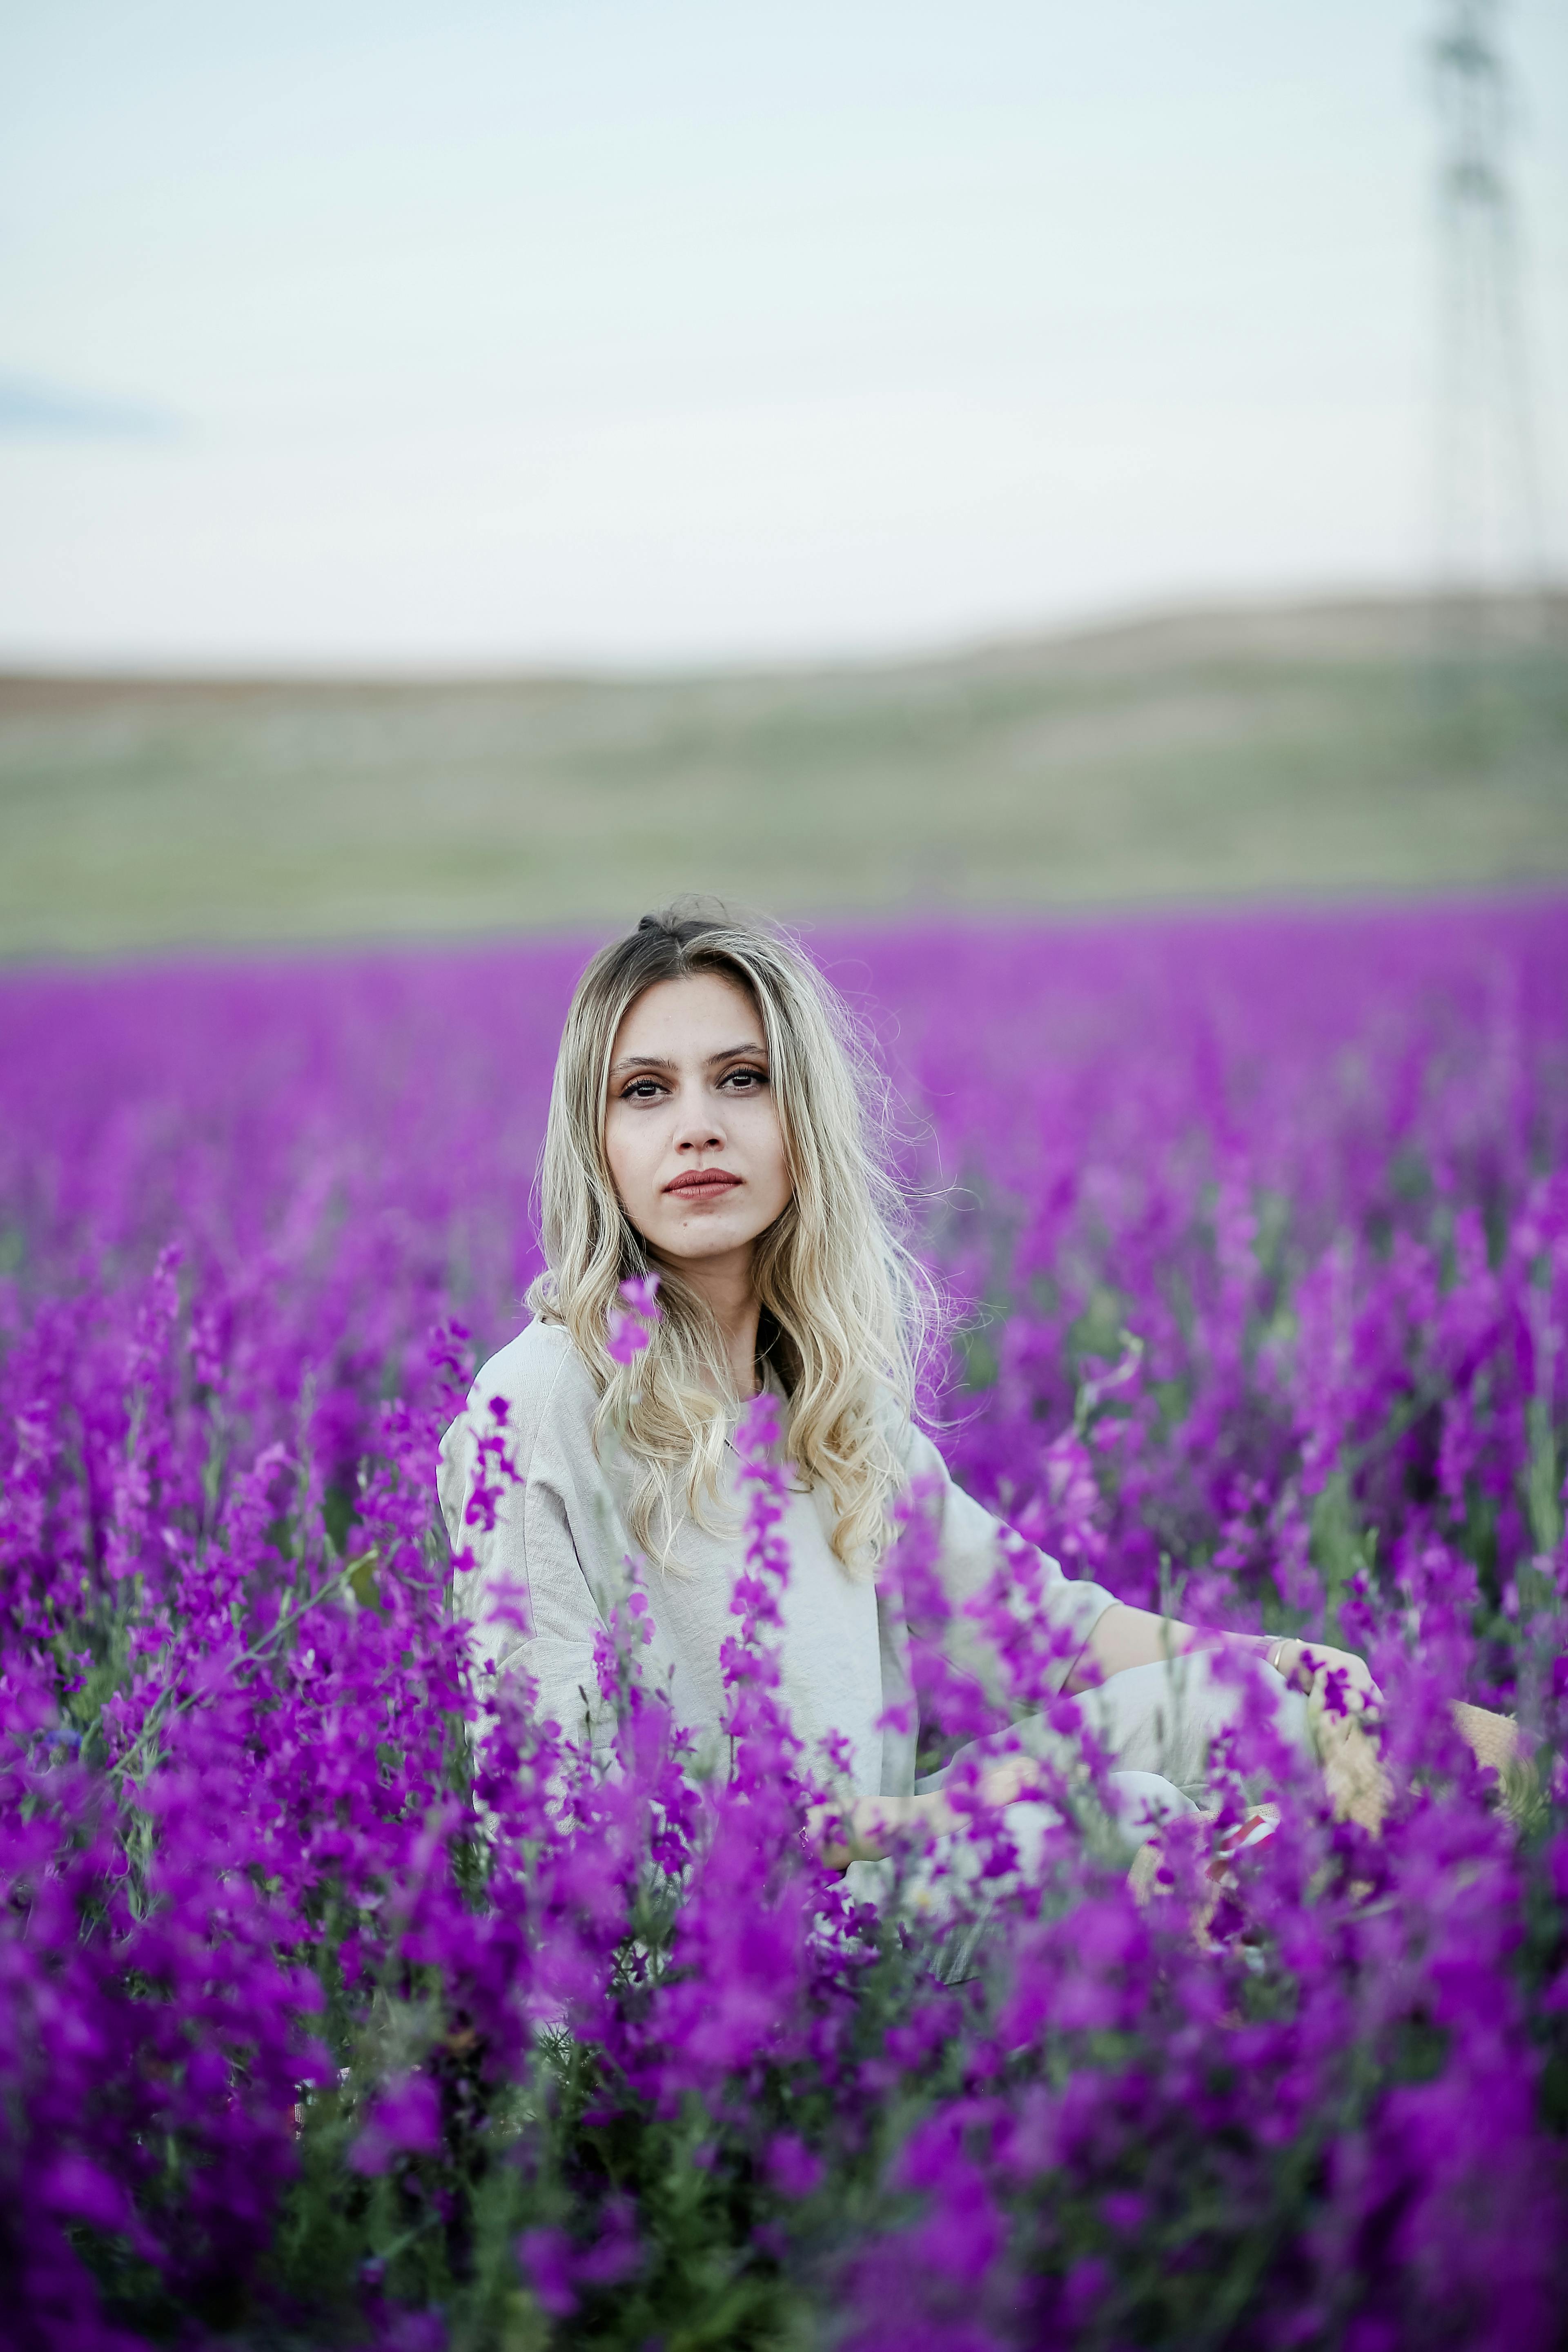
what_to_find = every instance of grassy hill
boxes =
[1,592,1564,957]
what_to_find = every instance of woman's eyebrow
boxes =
[609,1041,768,1077]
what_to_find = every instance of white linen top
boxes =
[437,1319,1119,1800]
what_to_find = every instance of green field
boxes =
[2,593,1564,957]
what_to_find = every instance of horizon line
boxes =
[1,580,1563,692]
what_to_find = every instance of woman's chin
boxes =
[651,1221,758,1264]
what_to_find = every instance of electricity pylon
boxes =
[1429,0,1546,655]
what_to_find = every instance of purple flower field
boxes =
[3,900,1567,2350]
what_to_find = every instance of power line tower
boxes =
[1429,0,1546,657]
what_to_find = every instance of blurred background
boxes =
[1,0,1564,956]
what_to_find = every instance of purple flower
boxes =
[766,2133,824,2199]
[349,2074,442,2175]
[619,1272,662,1319]
[516,2226,579,2318]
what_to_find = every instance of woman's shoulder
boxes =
[466,1316,600,1439]
[868,1379,923,1463]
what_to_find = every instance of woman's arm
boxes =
[899,1428,1377,1710]
[439,1348,622,1766]
[1073,1601,1380,1706]
[841,1430,1379,1869]
[900,1425,1122,1698]
[815,1606,1381,1868]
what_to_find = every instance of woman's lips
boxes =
[664,1171,742,1199]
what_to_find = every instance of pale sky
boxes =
[1,0,1564,668]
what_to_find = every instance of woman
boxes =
[439,904,1374,1864]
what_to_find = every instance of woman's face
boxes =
[604,971,793,1272]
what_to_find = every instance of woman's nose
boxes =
[672,1092,724,1152]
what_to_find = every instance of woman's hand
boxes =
[1267,1637,1382,1711]
[806,1766,1049,1869]
[804,1793,919,1869]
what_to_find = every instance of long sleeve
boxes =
[900,1422,1120,1718]
[437,1324,627,1765]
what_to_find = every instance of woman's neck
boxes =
[665,1246,762,1398]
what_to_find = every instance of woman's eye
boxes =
[624,1080,664,1101]
[722,1068,766,1091]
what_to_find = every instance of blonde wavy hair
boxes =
[526,900,932,1573]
